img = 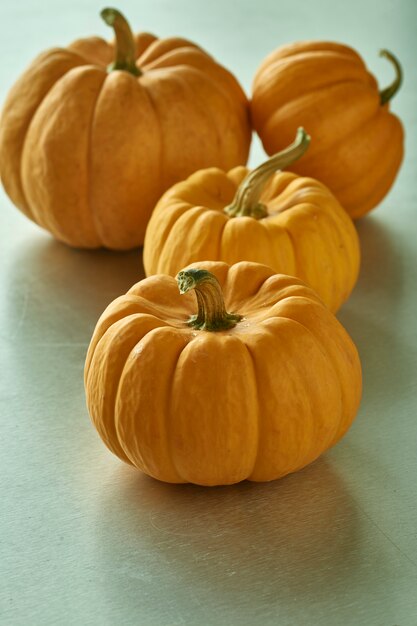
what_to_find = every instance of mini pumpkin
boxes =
[84,260,362,486]
[251,42,404,219]
[143,128,360,313]
[0,7,251,249]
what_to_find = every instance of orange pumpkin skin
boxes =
[143,130,360,313]
[84,261,362,487]
[251,42,404,219]
[0,10,251,250]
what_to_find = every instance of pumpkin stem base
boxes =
[379,49,403,105]
[177,269,242,332]
[224,128,310,219]
[101,7,142,77]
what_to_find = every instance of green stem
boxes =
[224,128,311,219]
[177,269,242,332]
[379,50,403,105]
[101,7,141,76]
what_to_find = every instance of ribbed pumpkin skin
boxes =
[143,166,360,312]
[0,33,251,249]
[251,41,404,219]
[84,261,362,486]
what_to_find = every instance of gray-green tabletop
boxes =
[1,1,416,624]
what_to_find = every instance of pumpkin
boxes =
[84,260,362,486]
[0,8,251,250]
[143,128,360,313]
[250,42,404,219]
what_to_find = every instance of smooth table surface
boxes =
[1,0,417,624]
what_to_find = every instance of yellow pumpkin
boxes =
[84,260,362,486]
[250,42,404,219]
[0,8,251,249]
[143,129,360,313]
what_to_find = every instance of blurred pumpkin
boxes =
[143,128,360,313]
[251,42,404,219]
[84,260,362,486]
[0,7,251,249]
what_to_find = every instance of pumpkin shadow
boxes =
[344,214,404,316]
[2,235,145,444]
[4,234,144,348]
[93,458,370,617]
[338,215,412,415]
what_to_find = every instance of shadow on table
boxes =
[341,214,404,320]
[338,215,413,412]
[94,458,367,613]
[4,235,144,346]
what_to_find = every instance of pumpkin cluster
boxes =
[2,8,405,486]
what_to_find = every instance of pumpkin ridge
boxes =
[112,329,154,470]
[140,79,165,194]
[261,219,296,276]
[328,113,404,200]
[22,65,106,243]
[189,60,250,128]
[113,325,188,480]
[253,76,372,133]
[138,37,202,66]
[87,313,168,463]
[241,341,261,480]
[144,200,194,275]
[14,50,88,221]
[158,205,210,273]
[185,208,227,270]
[144,200,192,276]
[86,74,109,247]
[254,50,367,89]
[84,295,144,380]
[278,313,344,468]
[184,62,249,165]
[140,45,206,70]
[309,101,387,167]
[277,299,359,449]
[256,42,365,70]
[167,66,225,167]
[311,196,360,297]
[215,209,230,263]
[258,79,379,144]
[133,32,159,60]
[317,112,403,219]
[253,58,368,104]
[283,200,354,309]
[67,37,113,66]
[281,221,300,278]
[222,261,277,312]
[166,333,195,483]
[303,199,359,305]
[248,317,315,477]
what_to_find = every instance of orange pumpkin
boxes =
[143,128,360,313]
[251,42,404,219]
[0,8,251,249]
[84,260,362,486]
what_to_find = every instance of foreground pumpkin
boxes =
[84,261,362,486]
[251,42,404,219]
[143,128,360,313]
[0,8,251,249]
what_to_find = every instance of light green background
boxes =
[1,1,417,625]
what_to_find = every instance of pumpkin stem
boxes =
[224,127,311,219]
[177,269,242,332]
[101,7,141,76]
[379,50,403,105]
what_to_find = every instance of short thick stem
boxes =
[224,127,311,219]
[379,49,402,105]
[101,7,141,76]
[177,269,242,332]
